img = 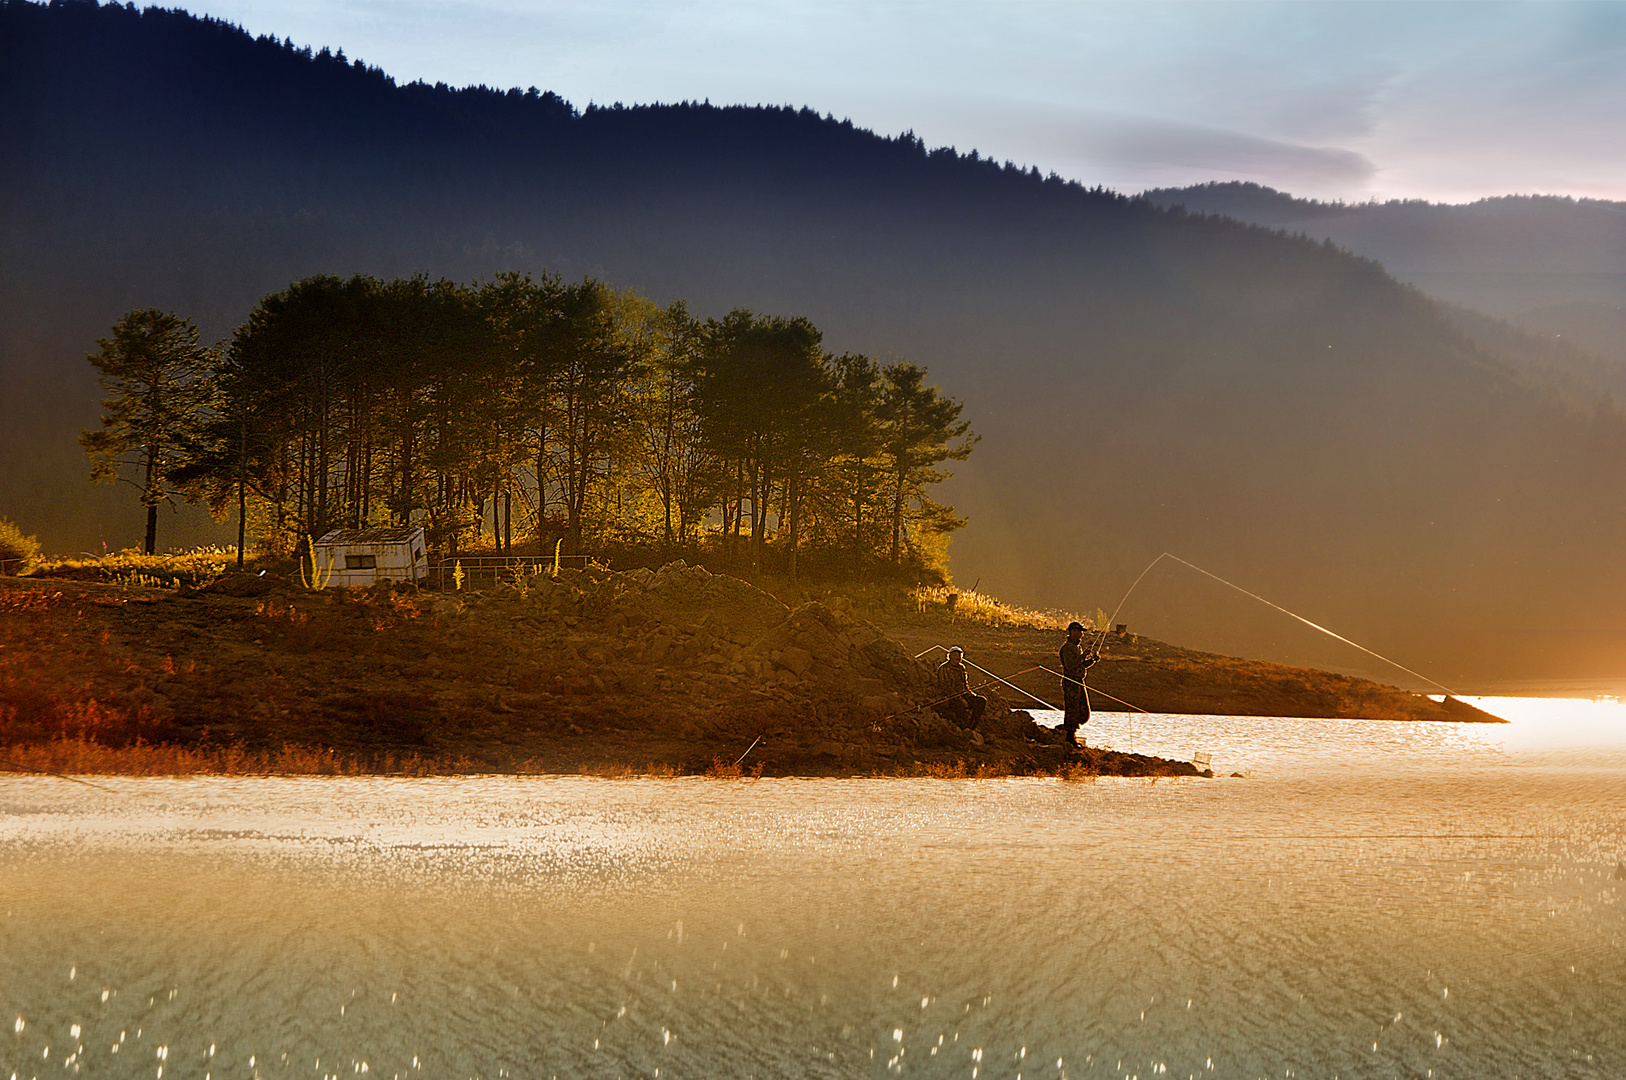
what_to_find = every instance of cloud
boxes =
[1067,114,1377,190]
[918,100,1375,197]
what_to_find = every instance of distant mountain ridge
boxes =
[1145,182,1626,369]
[5,0,1626,686]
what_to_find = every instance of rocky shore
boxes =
[0,561,1497,777]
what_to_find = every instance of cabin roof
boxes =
[315,527,423,547]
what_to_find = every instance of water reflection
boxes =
[2,708,1623,1078]
[1029,695,1626,774]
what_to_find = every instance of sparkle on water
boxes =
[1,698,1622,1078]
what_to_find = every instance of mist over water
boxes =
[2,706,1623,1078]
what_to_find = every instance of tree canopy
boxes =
[79,308,216,555]
[144,272,976,581]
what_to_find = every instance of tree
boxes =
[145,270,977,581]
[550,280,652,553]
[693,310,829,569]
[80,309,215,554]
[825,352,887,572]
[876,361,978,567]
[632,300,720,552]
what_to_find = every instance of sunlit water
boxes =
[2,701,1623,1079]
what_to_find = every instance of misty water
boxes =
[3,703,1623,1080]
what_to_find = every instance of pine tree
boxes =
[80,309,215,554]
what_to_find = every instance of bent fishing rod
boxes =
[1093,552,1459,697]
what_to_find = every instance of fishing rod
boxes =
[915,645,1060,711]
[877,679,1015,725]
[0,756,119,793]
[1039,665,1151,715]
[1093,552,1458,696]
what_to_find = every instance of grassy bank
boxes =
[0,557,1493,779]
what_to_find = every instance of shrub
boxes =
[0,517,41,575]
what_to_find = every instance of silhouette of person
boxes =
[934,646,987,728]
[1059,621,1098,747]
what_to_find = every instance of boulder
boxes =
[776,645,814,677]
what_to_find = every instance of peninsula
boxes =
[0,561,1502,780]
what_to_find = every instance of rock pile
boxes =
[506,561,1075,765]
[522,561,927,716]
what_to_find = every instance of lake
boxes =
[2,700,1623,1079]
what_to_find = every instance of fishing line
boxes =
[1096,552,1457,697]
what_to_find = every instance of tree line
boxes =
[81,272,977,580]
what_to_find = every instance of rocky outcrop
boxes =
[493,561,1184,774]
[0,569,1205,777]
[520,562,932,724]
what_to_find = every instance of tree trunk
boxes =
[143,441,159,555]
[890,471,906,565]
[786,470,800,581]
[237,422,247,568]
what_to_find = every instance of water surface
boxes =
[3,703,1623,1079]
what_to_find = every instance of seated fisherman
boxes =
[934,646,988,728]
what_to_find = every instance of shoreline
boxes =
[0,566,1504,779]
[0,735,1204,780]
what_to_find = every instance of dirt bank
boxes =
[0,569,1197,777]
[0,564,1496,777]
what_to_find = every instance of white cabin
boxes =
[311,527,427,588]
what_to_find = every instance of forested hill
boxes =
[1145,182,1626,362]
[5,0,1626,687]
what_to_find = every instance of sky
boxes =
[137,1,1626,203]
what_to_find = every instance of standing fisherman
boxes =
[1059,621,1098,747]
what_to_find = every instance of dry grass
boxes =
[888,759,1023,779]
[911,585,1077,629]
[34,546,248,590]
[882,759,1105,780]
[703,757,765,779]
[578,761,684,779]
[0,737,472,777]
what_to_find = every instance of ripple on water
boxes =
[1,712,1623,1077]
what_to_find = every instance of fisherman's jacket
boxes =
[937,659,970,696]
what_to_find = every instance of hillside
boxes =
[0,570,1210,778]
[0,567,1501,779]
[1145,182,1626,358]
[5,2,1626,685]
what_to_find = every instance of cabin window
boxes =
[345,554,378,570]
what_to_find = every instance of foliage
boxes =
[79,309,217,554]
[911,585,1087,630]
[0,517,42,576]
[157,272,977,581]
[34,546,238,589]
